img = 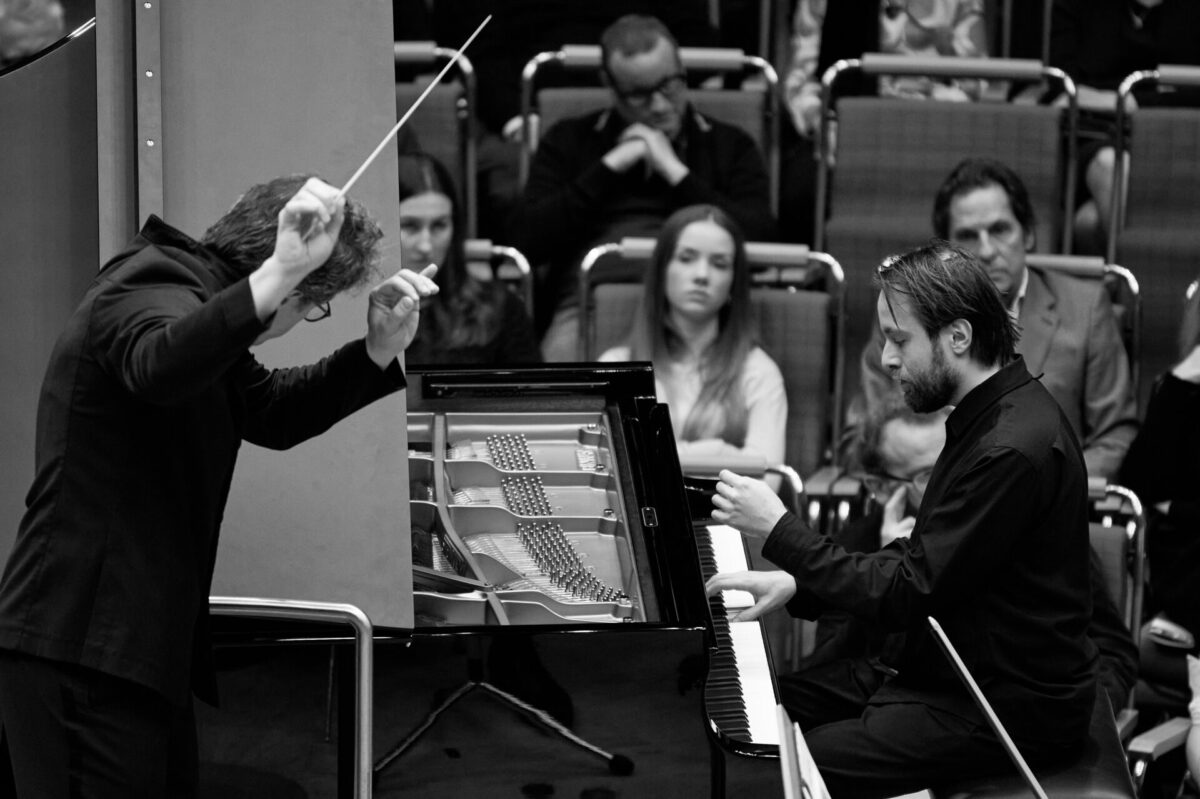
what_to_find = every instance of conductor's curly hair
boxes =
[201,174,382,305]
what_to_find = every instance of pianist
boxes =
[707,242,1097,798]
[0,176,438,796]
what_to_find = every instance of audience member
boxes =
[794,400,1137,723]
[599,204,786,474]
[1118,277,1200,637]
[780,0,988,244]
[852,158,1138,479]
[708,241,1097,796]
[511,13,775,361]
[1049,0,1200,254]
[396,153,541,365]
[415,1,719,241]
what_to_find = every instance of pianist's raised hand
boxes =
[705,570,797,622]
[711,469,787,539]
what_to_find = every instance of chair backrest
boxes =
[1025,254,1142,404]
[816,55,1078,255]
[815,56,1078,403]
[1107,67,1200,406]
[578,238,845,476]
[463,239,534,316]
[1109,65,1200,257]
[519,45,780,212]
[394,42,478,236]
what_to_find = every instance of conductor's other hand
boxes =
[273,177,346,281]
[705,570,797,622]
[711,469,787,539]
[880,486,916,548]
[365,265,439,368]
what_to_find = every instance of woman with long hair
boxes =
[397,153,540,364]
[600,204,786,469]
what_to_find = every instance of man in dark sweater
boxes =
[0,175,438,796]
[708,242,1097,797]
[510,13,775,361]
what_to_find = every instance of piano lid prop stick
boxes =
[335,14,492,201]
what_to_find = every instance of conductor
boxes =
[0,176,438,796]
[707,242,1097,797]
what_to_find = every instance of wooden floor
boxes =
[197,634,782,798]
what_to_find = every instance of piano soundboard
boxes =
[407,408,659,627]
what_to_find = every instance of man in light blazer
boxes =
[854,157,1138,479]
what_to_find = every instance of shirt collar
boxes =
[1007,267,1030,317]
[135,214,244,290]
[944,356,1033,442]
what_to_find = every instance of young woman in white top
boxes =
[600,204,788,473]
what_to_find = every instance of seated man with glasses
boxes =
[849,157,1138,479]
[510,12,776,361]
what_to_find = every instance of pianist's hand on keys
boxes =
[711,469,787,539]
[705,569,797,623]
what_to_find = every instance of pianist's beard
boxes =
[899,343,957,414]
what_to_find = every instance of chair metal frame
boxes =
[209,597,374,799]
[394,41,479,236]
[814,54,1079,254]
[518,45,780,213]
[576,237,845,477]
[1108,64,1200,265]
[463,238,534,319]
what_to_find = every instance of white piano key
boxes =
[706,524,754,610]
[730,620,779,746]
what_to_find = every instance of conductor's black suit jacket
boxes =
[0,217,405,706]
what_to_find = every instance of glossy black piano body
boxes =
[206,364,726,796]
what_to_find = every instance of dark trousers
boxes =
[779,657,1017,799]
[0,650,197,798]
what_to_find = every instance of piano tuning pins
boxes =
[515,521,628,604]
[500,475,552,516]
[485,433,536,471]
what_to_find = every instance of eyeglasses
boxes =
[857,467,933,502]
[610,72,686,108]
[304,301,332,323]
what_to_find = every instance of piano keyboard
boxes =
[697,524,780,754]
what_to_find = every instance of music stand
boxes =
[927,616,1050,799]
[776,704,831,799]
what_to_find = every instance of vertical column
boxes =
[133,0,163,220]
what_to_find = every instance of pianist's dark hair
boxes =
[397,152,508,351]
[875,241,1019,368]
[201,173,381,305]
[628,204,756,446]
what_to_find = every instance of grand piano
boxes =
[209,364,781,797]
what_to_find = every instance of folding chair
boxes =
[815,54,1079,397]
[1025,253,1143,410]
[517,45,780,213]
[394,41,478,236]
[1107,65,1200,405]
[576,237,844,479]
[463,238,534,319]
